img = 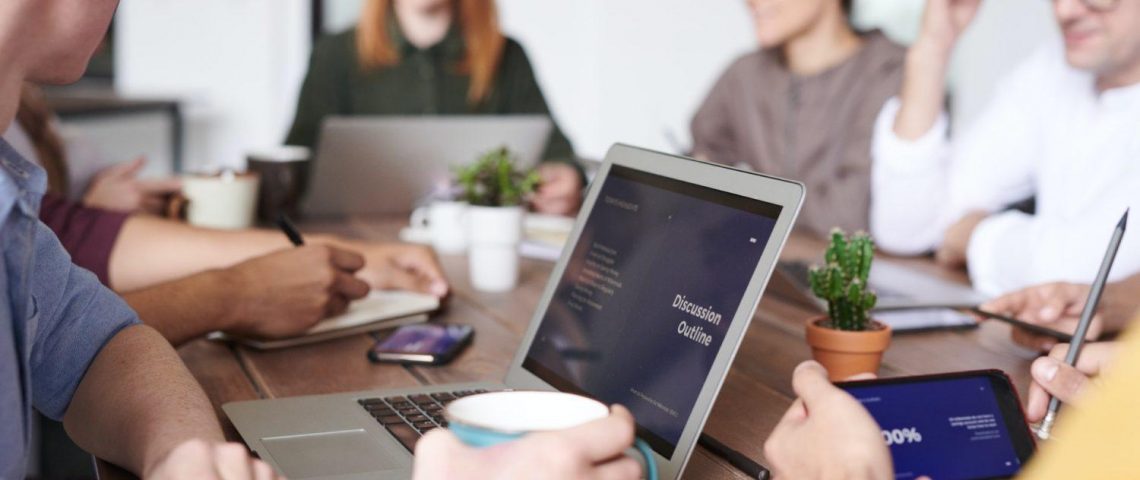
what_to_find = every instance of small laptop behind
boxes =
[225,144,804,479]
[303,115,552,217]
[773,259,988,311]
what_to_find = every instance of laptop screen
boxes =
[522,164,782,458]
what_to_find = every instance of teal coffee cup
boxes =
[445,391,658,480]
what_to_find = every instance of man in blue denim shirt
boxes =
[0,1,280,478]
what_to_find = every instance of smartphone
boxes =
[838,370,1036,480]
[368,324,474,365]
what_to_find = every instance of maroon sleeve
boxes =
[38,193,130,287]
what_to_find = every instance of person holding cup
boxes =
[415,403,644,480]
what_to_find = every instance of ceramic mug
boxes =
[246,146,310,223]
[180,170,260,230]
[410,201,469,254]
[445,391,658,480]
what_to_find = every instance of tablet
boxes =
[838,370,1036,480]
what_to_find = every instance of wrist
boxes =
[209,268,250,333]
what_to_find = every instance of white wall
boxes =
[115,0,311,172]
[113,0,1057,171]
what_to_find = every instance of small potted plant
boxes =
[805,229,891,380]
[456,147,540,292]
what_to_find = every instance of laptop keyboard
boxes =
[357,389,490,452]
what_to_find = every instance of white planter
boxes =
[467,205,524,292]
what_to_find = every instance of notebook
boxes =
[212,290,440,349]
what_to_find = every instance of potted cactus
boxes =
[455,147,540,292]
[804,229,891,380]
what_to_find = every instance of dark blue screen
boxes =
[843,376,1023,479]
[524,165,780,457]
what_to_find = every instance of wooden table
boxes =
[100,218,1042,479]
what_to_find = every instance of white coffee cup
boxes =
[181,170,259,230]
[467,205,523,292]
[410,201,470,254]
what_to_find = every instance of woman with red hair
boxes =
[287,0,582,215]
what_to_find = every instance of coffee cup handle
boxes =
[632,439,659,480]
[410,206,430,229]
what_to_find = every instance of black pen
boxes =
[1036,209,1128,440]
[970,308,1073,342]
[698,433,771,480]
[277,213,305,247]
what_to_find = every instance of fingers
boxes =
[215,443,254,480]
[376,264,428,293]
[328,247,366,272]
[331,270,371,301]
[104,157,147,179]
[844,372,878,381]
[392,246,450,297]
[1011,327,1058,353]
[1031,356,1090,404]
[790,361,837,409]
[139,177,184,194]
[589,456,642,480]
[548,405,637,463]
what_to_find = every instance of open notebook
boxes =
[211,290,440,349]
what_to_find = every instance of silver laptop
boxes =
[303,115,552,216]
[773,258,988,311]
[225,144,804,479]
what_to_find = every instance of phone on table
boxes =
[838,370,1036,480]
[368,324,474,365]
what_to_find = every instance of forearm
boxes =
[122,269,240,346]
[893,40,952,140]
[62,324,224,476]
[109,215,291,291]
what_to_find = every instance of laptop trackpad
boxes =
[262,429,402,478]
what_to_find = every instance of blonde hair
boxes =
[356,0,506,105]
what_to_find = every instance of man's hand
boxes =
[936,210,987,268]
[413,405,641,480]
[978,282,1103,352]
[531,162,582,216]
[83,157,182,214]
[147,440,280,480]
[1026,342,1117,423]
[917,0,983,53]
[764,362,894,480]
[222,245,370,339]
[341,241,449,297]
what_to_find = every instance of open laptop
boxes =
[303,115,552,217]
[772,259,988,311]
[225,144,804,479]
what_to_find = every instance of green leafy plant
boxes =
[808,229,878,331]
[455,147,541,207]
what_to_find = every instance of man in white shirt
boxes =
[870,0,1140,295]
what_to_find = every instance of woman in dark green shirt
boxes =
[286,0,582,215]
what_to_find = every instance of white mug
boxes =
[410,201,469,254]
[181,170,259,230]
[467,205,523,292]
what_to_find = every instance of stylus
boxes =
[1036,209,1127,440]
[698,433,771,480]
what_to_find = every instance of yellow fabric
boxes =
[1020,326,1140,479]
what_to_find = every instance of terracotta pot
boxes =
[805,315,892,381]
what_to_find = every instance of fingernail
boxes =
[1033,358,1059,382]
[1040,307,1057,319]
[431,281,449,297]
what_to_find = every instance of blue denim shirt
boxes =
[0,137,140,478]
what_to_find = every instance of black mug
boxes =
[246,146,310,223]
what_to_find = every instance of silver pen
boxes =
[1036,209,1128,440]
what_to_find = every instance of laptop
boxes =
[225,144,804,479]
[772,259,988,312]
[303,115,552,217]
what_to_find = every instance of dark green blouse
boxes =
[285,25,576,168]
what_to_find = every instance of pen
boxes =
[969,308,1073,342]
[276,213,306,247]
[698,433,771,480]
[1035,209,1128,440]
